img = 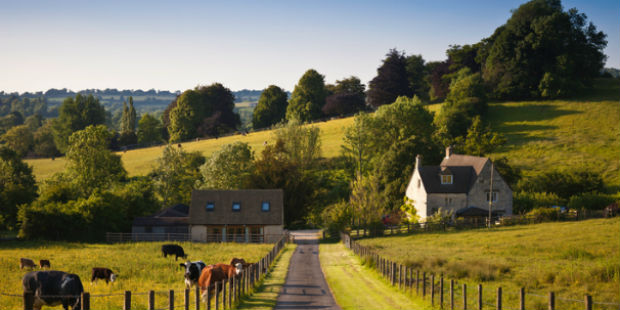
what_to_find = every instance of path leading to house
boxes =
[274,230,341,310]
[319,242,431,310]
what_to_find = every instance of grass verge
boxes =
[236,243,296,310]
[319,242,432,310]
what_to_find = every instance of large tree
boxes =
[137,113,163,144]
[286,69,327,122]
[0,147,37,230]
[52,94,106,152]
[152,145,204,206]
[322,76,367,117]
[199,142,254,189]
[1,125,33,157]
[366,49,412,108]
[481,0,607,99]
[252,85,288,129]
[33,121,59,158]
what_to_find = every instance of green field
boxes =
[356,218,620,310]
[26,79,620,188]
[0,241,273,309]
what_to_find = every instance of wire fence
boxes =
[10,234,289,310]
[341,232,620,310]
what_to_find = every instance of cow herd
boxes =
[19,244,255,310]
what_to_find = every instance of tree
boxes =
[0,147,37,230]
[33,121,59,158]
[199,142,254,189]
[152,145,205,206]
[366,49,412,108]
[24,114,43,131]
[286,69,327,122]
[137,113,163,144]
[481,0,607,99]
[349,173,386,231]
[52,94,106,152]
[65,125,127,196]
[341,112,373,178]
[273,120,321,171]
[405,54,429,100]
[427,60,452,101]
[453,116,506,156]
[252,85,288,129]
[119,96,138,146]
[1,125,33,157]
[322,76,367,117]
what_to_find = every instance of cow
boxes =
[211,263,243,279]
[161,244,187,261]
[230,258,251,269]
[20,258,37,269]
[22,270,83,310]
[91,267,116,284]
[39,260,51,269]
[180,261,206,288]
[198,266,227,302]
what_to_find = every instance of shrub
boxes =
[320,201,352,238]
[567,192,615,210]
[513,191,562,214]
[517,170,603,200]
[526,207,561,222]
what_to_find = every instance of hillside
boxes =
[357,218,620,309]
[26,79,619,188]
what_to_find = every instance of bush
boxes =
[517,170,603,200]
[513,191,563,214]
[567,192,615,211]
[526,207,562,222]
[320,201,352,238]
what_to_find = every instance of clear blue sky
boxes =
[1,0,617,93]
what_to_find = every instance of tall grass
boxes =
[0,241,272,309]
[357,218,620,309]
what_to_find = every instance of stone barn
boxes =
[189,189,284,243]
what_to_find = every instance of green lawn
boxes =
[0,241,273,309]
[357,218,620,310]
[320,242,432,310]
[237,243,296,310]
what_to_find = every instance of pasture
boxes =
[0,241,273,309]
[356,218,620,310]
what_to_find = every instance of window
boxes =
[417,179,421,188]
[205,202,215,212]
[232,202,241,212]
[441,175,453,184]
[261,201,270,212]
[486,191,498,202]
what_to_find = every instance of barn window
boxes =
[206,202,215,212]
[441,175,453,184]
[232,202,241,212]
[486,191,498,202]
[262,201,270,212]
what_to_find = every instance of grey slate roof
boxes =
[419,166,475,193]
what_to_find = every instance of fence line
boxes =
[105,233,284,244]
[340,232,619,310]
[16,234,288,310]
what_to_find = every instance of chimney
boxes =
[445,146,453,159]
[415,154,422,170]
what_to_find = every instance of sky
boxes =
[1,0,618,93]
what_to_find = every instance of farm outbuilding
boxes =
[131,203,189,234]
[188,189,284,243]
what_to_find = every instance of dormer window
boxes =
[441,175,453,184]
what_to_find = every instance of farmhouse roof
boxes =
[419,166,475,193]
[441,154,489,175]
[132,204,189,227]
[188,189,284,226]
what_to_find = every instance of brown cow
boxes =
[230,258,251,269]
[20,258,36,269]
[198,266,227,302]
[39,260,51,269]
[212,263,243,279]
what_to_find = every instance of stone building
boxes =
[188,189,284,243]
[405,147,513,220]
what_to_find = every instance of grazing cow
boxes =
[230,258,251,269]
[211,263,243,279]
[20,258,37,269]
[161,244,187,261]
[198,266,227,302]
[180,261,206,288]
[22,270,83,310]
[39,260,51,269]
[91,268,116,284]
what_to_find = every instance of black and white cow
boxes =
[161,244,187,261]
[179,261,206,288]
[91,267,116,284]
[22,270,84,310]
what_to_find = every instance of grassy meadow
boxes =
[356,218,620,310]
[0,241,273,309]
[25,79,619,189]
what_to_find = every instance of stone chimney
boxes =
[445,146,453,159]
[415,154,422,170]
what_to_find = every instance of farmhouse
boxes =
[188,189,284,243]
[405,147,513,220]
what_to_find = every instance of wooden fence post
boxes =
[81,292,90,310]
[431,274,435,306]
[584,295,592,310]
[423,272,427,298]
[416,270,420,295]
[478,284,482,310]
[124,291,131,310]
[496,287,502,310]
[463,283,467,310]
[450,279,454,310]
[185,289,190,310]
[169,290,175,310]
[23,292,34,310]
[519,287,525,310]
[440,275,444,309]
[195,286,201,310]
[399,264,403,289]
[215,282,220,310]
[228,278,232,309]
[548,291,555,310]
[221,280,226,309]
[206,286,211,310]
[148,290,155,310]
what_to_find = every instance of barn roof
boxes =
[188,189,284,226]
[132,204,189,227]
